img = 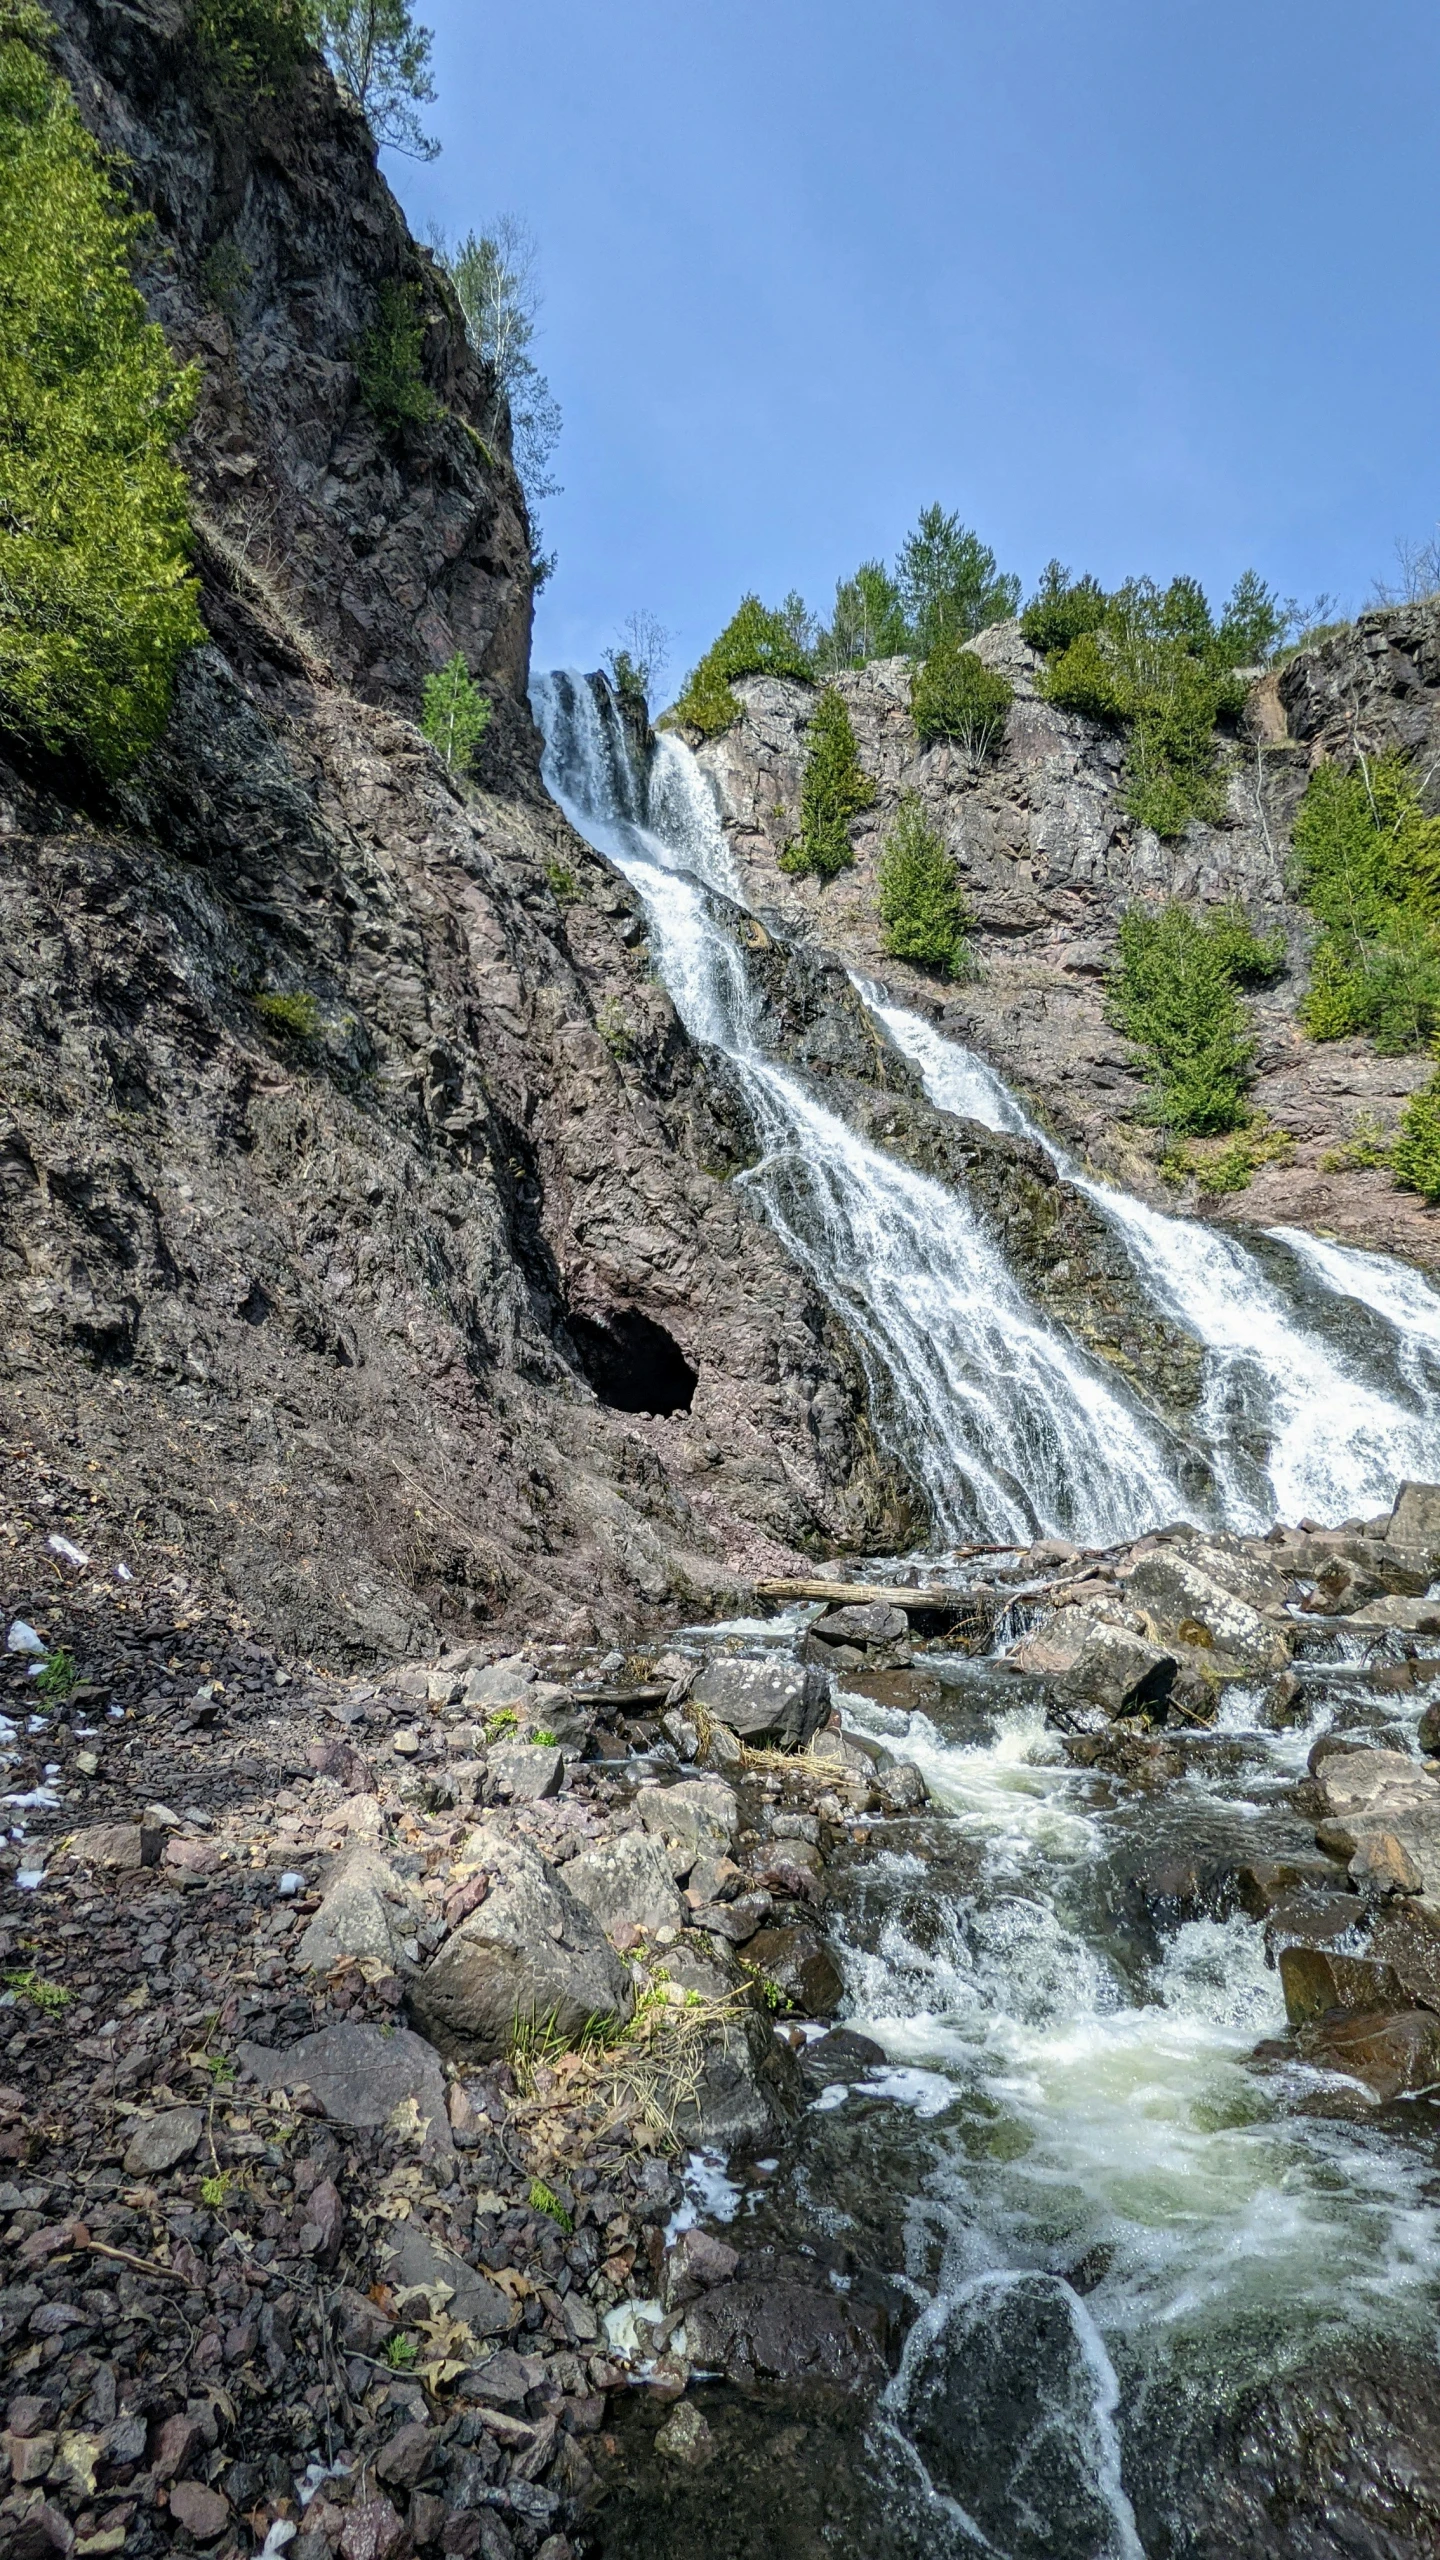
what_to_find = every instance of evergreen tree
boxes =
[911,638,1012,758]
[779,686,876,880]
[421,651,490,771]
[877,794,971,974]
[897,504,1021,654]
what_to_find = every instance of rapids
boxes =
[532,669,1440,2558]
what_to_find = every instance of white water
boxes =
[534,671,1186,1544]
[535,668,1440,1542]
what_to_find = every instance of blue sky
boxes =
[391,1,1440,701]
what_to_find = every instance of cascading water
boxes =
[533,668,1440,1539]
[537,671,1440,2555]
[533,670,1187,1544]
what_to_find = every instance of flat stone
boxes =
[462,1663,536,1711]
[683,2276,885,2390]
[1124,1552,1291,1672]
[63,1823,162,1871]
[1296,2004,1440,2100]
[810,1601,908,1646]
[237,2022,455,2162]
[1386,1480,1440,1558]
[122,2106,202,2174]
[167,2481,231,2541]
[1350,1831,1424,1896]
[563,1830,683,1937]
[799,2027,887,2087]
[486,1743,563,1802]
[380,2223,511,2340]
[1314,1749,1440,1896]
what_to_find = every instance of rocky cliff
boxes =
[0,0,912,1664]
[692,599,1440,1263]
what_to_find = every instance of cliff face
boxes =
[0,1,911,1662]
[692,601,1440,1263]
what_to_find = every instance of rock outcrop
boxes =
[0,1,914,1663]
[687,602,1440,1261]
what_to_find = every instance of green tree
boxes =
[911,637,1012,758]
[896,504,1020,655]
[194,0,317,89]
[317,0,437,157]
[354,277,439,434]
[439,218,561,584]
[1020,560,1108,657]
[421,651,490,771]
[1392,1075,1440,1201]
[1212,569,1290,670]
[668,595,815,735]
[0,0,202,772]
[778,685,875,881]
[876,794,971,974]
[815,560,909,671]
[1291,753,1440,1050]
[1109,901,1283,1135]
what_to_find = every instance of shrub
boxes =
[354,277,440,434]
[876,793,971,975]
[1292,754,1440,1050]
[911,638,1012,757]
[194,0,318,90]
[421,650,490,771]
[778,685,876,881]
[1392,1078,1440,1202]
[1039,627,1125,723]
[1110,901,1283,1135]
[0,4,203,773]
[668,594,815,736]
[1020,560,1108,657]
[200,238,252,316]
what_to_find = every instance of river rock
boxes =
[238,2022,455,2162]
[1016,1608,1176,1714]
[1296,2004,1440,2100]
[1311,1747,1440,1895]
[122,2106,203,2175]
[1385,1479,1440,1560]
[379,2223,512,2338]
[563,1830,684,1937]
[638,1777,740,1862]
[462,1661,536,1711]
[810,1601,909,1647]
[407,1833,633,2060]
[1341,1595,1440,1636]
[799,2027,887,2087]
[1124,1551,1291,1671]
[486,1741,563,1802]
[743,1924,844,2016]
[691,1656,830,1749]
[682,2276,884,2391]
[672,2004,802,2148]
[295,1845,418,1975]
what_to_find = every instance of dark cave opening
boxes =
[569,1308,698,1416]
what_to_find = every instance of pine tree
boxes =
[421,652,490,772]
[779,687,876,881]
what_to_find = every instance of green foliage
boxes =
[529,1726,558,1747]
[596,996,632,1059]
[383,2332,419,2369]
[778,685,876,881]
[911,637,1013,758]
[420,649,490,772]
[545,859,578,904]
[6,1968,69,2012]
[1292,755,1440,1051]
[194,0,317,90]
[199,2171,233,2206]
[669,594,815,735]
[1110,901,1284,1135]
[1020,561,1108,657]
[439,218,561,581]
[317,0,437,158]
[35,1645,76,1700]
[1320,1113,1394,1173]
[814,559,909,672]
[0,8,202,773]
[1039,627,1125,722]
[1037,575,1265,837]
[876,793,971,976]
[254,989,321,1040]
[1212,568,1291,670]
[528,2177,572,2231]
[354,277,440,435]
[1392,1079,1440,1202]
[200,238,252,316]
[1163,1119,1294,1194]
[897,504,1020,656]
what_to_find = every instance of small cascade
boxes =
[532,670,1440,1533]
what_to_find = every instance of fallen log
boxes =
[755,1578,973,1614]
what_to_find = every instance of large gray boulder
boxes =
[1313,1748,1440,1897]
[238,2022,454,2164]
[295,1846,419,1976]
[407,1833,633,2061]
[1014,1608,1176,1714]
[563,1830,684,1938]
[690,1657,830,1749]
[1386,1480,1440,1561]
[638,1777,740,1864]
[1124,1550,1291,1672]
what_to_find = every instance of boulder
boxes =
[810,1601,908,1647]
[671,2005,802,2149]
[743,1924,844,2017]
[875,1756,929,1812]
[407,1833,633,2061]
[486,1742,563,1802]
[654,2402,715,2468]
[379,2222,511,2339]
[799,2027,887,2088]
[1312,1748,1440,1896]
[462,1660,536,1711]
[295,1845,417,1976]
[1015,1608,1175,1714]
[62,1822,162,1871]
[690,1890,772,1943]
[1341,1596,1440,1636]
[563,1831,683,1938]
[638,1777,739,1863]
[238,2022,455,2163]
[1278,1942,1410,2028]
[683,2277,884,2391]
[1349,1831,1424,1896]
[1124,1551,1291,1672]
[1385,1480,1440,1560]
[690,1657,830,1750]
[1296,2005,1440,2100]
[662,2227,740,2308]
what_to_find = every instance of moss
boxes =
[254,989,322,1041]
[0,2,203,772]
[876,793,971,975]
[778,686,876,881]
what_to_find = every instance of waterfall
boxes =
[531,670,1440,1537]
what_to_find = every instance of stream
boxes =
[531,671,1440,2557]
